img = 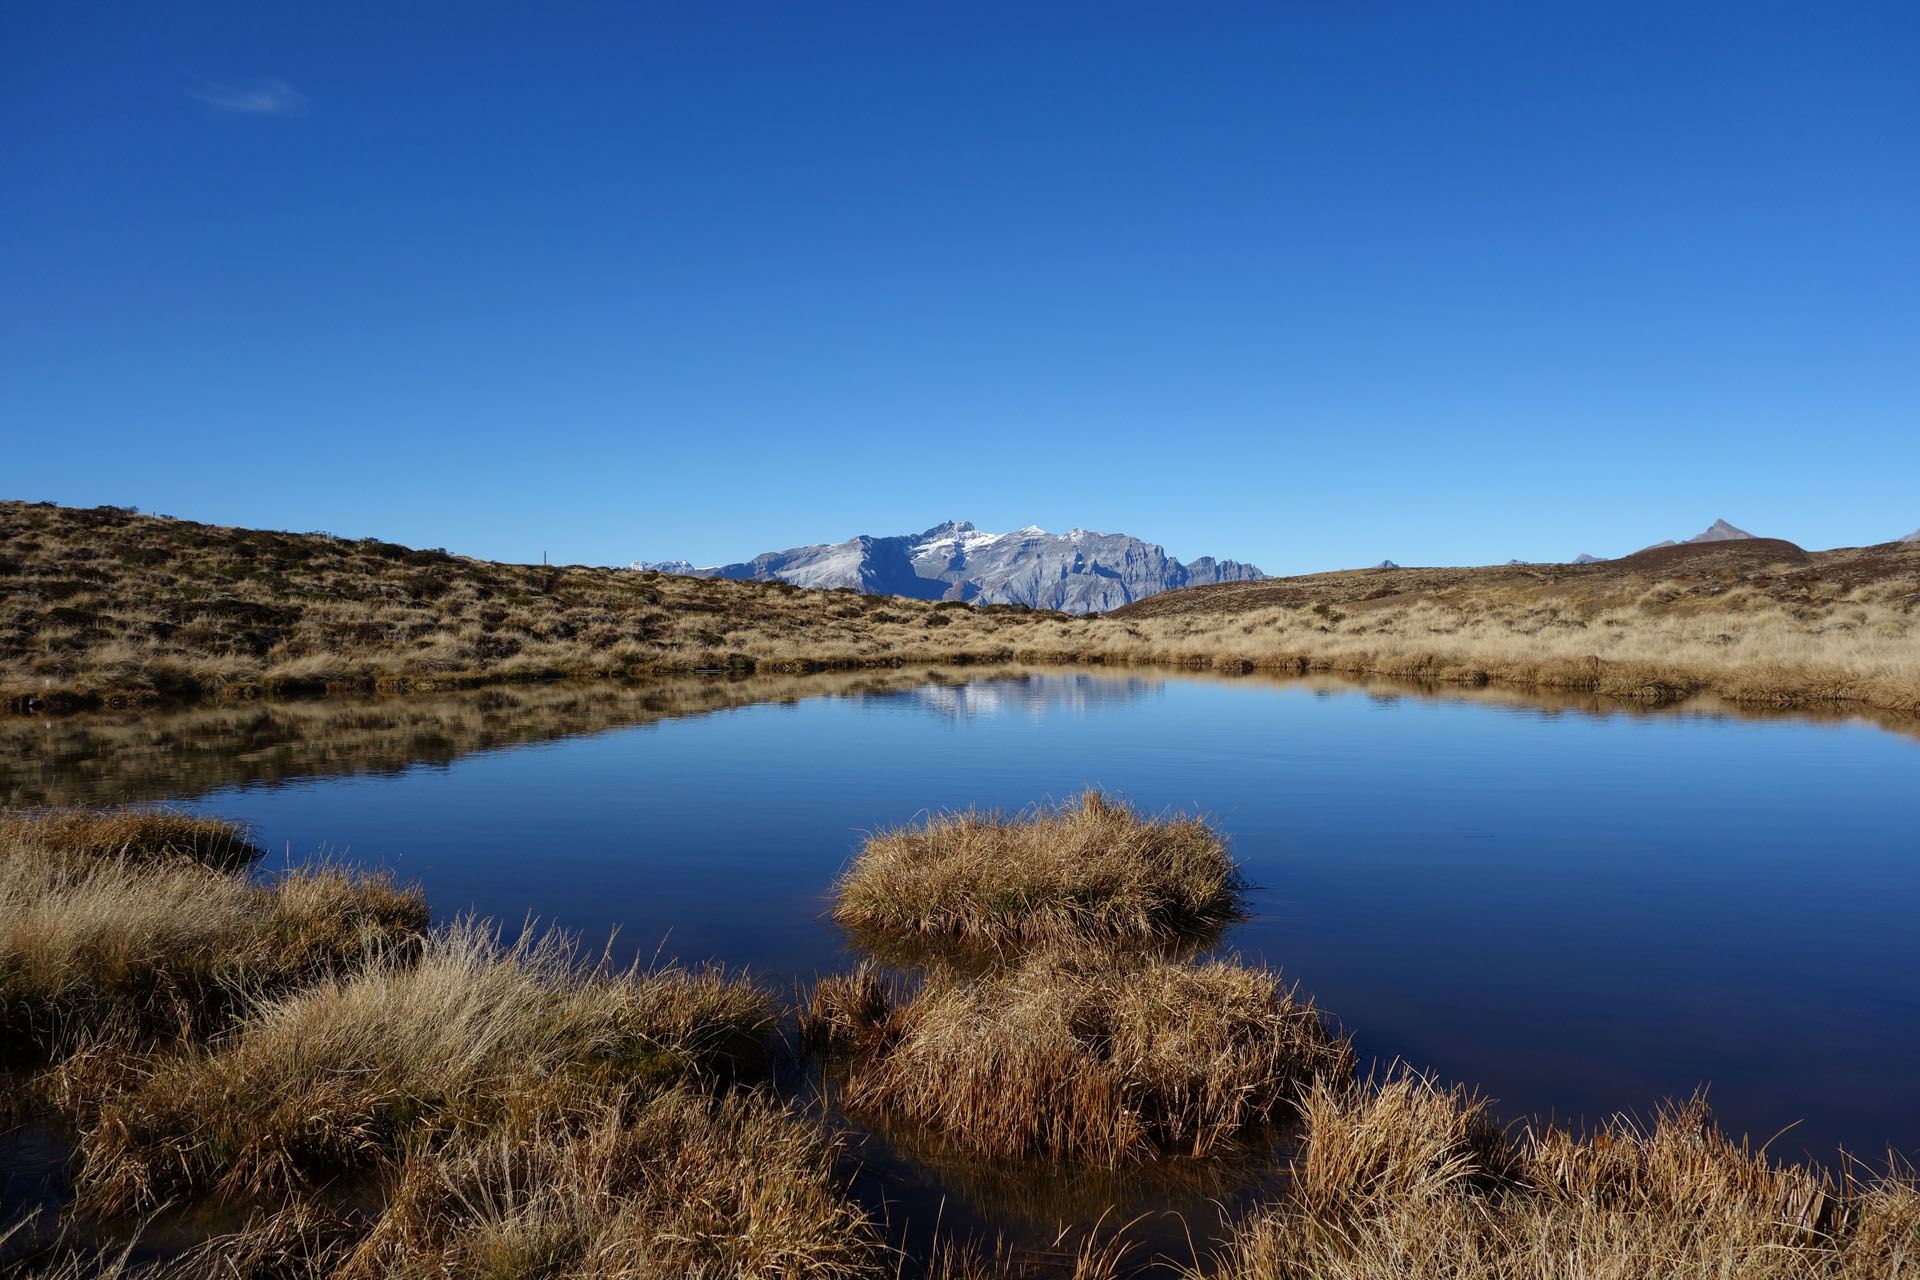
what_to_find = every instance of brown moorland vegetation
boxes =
[1109,535,1920,713]
[0,810,425,1081]
[75,921,785,1215]
[6,499,1920,715]
[832,791,1245,951]
[1195,1073,1920,1279]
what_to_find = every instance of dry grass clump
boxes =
[1202,1075,1920,1279]
[832,791,1244,950]
[1,813,425,1070]
[75,920,780,1214]
[816,953,1351,1164]
[0,806,263,871]
[337,1090,880,1280]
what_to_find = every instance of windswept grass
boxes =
[832,791,1244,951]
[1201,1073,1920,1279]
[814,953,1352,1164]
[0,811,425,1072]
[76,920,781,1214]
[338,1090,881,1280]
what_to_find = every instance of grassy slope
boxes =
[5,500,1919,714]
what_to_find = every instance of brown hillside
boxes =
[1111,539,1919,622]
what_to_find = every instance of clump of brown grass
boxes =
[1287,1072,1512,1214]
[1201,1075,1920,1279]
[831,791,1244,950]
[819,953,1351,1164]
[75,920,781,1214]
[0,806,264,871]
[337,1089,881,1279]
[1,812,425,1072]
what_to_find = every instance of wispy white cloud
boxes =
[193,79,306,116]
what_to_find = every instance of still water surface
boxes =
[10,669,1918,1175]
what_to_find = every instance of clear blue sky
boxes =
[4,3,1915,574]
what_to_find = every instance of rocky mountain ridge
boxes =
[630,521,1263,613]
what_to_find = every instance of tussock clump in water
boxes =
[0,811,425,1071]
[76,921,781,1214]
[1202,1075,1920,1279]
[0,806,265,871]
[831,791,1244,948]
[819,953,1351,1164]
[338,1090,881,1280]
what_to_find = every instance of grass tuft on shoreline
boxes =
[0,807,265,871]
[818,952,1352,1164]
[1200,1073,1920,1279]
[831,791,1244,950]
[337,1090,880,1279]
[1,811,425,1075]
[76,919,782,1214]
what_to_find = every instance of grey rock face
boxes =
[1572,552,1607,564]
[631,522,1262,613]
[1899,528,1920,543]
[630,559,699,574]
[1371,560,1400,569]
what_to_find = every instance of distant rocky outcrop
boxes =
[1634,519,1758,555]
[1684,518,1757,543]
[1900,528,1920,543]
[1572,553,1607,564]
[629,559,699,575]
[1372,560,1400,570]
[630,522,1262,614]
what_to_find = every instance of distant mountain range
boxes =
[631,521,1263,613]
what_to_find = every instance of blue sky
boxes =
[4,3,1915,574]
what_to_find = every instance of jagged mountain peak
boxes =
[631,522,1262,613]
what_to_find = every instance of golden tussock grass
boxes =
[0,810,425,1075]
[832,791,1244,950]
[75,919,781,1215]
[1200,1073,1920,1279]
[813,953,1352,1164]
[0,806,264,871]
[337,1090,880,1280]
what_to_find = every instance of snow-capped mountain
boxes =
[628,521,1262,613]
